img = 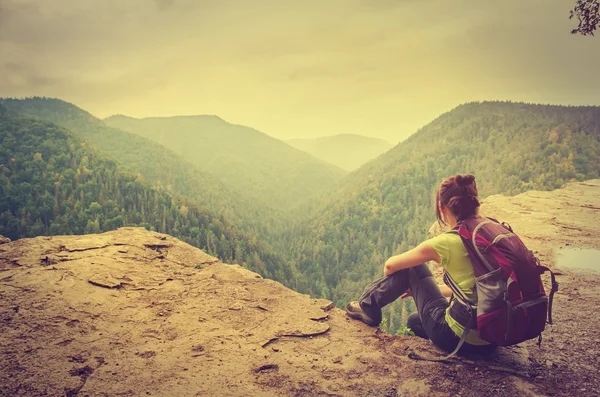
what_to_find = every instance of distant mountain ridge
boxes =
[104,114,347,211]
[0,98,237,214]
[286,134,393,171]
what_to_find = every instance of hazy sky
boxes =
[1,0,599,142]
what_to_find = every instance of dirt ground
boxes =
[1,180,599,396]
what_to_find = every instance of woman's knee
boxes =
[406,312,428,339]
[407,312,421,328]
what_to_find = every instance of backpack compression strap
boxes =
[538,265,559,324]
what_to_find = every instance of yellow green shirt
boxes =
[427,232,490,346]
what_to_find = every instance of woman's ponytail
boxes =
[435,174,480,225]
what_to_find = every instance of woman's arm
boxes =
[383,241,441,276]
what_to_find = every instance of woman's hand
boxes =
[400,288,412,299]
[438,284,453,298]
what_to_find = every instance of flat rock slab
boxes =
[88,273,122,289]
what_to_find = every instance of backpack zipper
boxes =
[483,232,516,252]
[505,296,513,341]
[490,232,515,246]
[514,295,548,310]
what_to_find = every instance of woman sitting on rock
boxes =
[346,174,496,356]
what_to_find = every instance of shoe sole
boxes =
[345,303,377,326]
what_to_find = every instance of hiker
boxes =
[346,174,497,356]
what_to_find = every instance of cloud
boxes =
[154,0,175,10]
[0,0,598,141]
[0,61,60,91]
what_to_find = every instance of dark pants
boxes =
[359,264,495,355]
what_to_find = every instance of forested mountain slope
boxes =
[104,114,347,210]
[291,102,600,308]
[0,105,303,286]
[287,134,392,171]
[0,97,276,235]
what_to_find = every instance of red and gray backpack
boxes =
[411,216,559,361]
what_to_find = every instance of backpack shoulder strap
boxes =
[443,270,476,307]
[443,229,476,306]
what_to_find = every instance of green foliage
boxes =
[0,97,271,236]
[396,325,415,337]
[379,317,388,332]
[0,106,306,288]
[570,0,600,36]
[381,297,417,335]
[287,134,393,171]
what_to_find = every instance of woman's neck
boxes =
[445,213,458,229]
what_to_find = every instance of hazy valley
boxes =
[286,134,393,171]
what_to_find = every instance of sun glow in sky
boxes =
[1,0,599,142]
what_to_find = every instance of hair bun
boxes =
[455,174,475,187]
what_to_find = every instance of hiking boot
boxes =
[345,301,378,326]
